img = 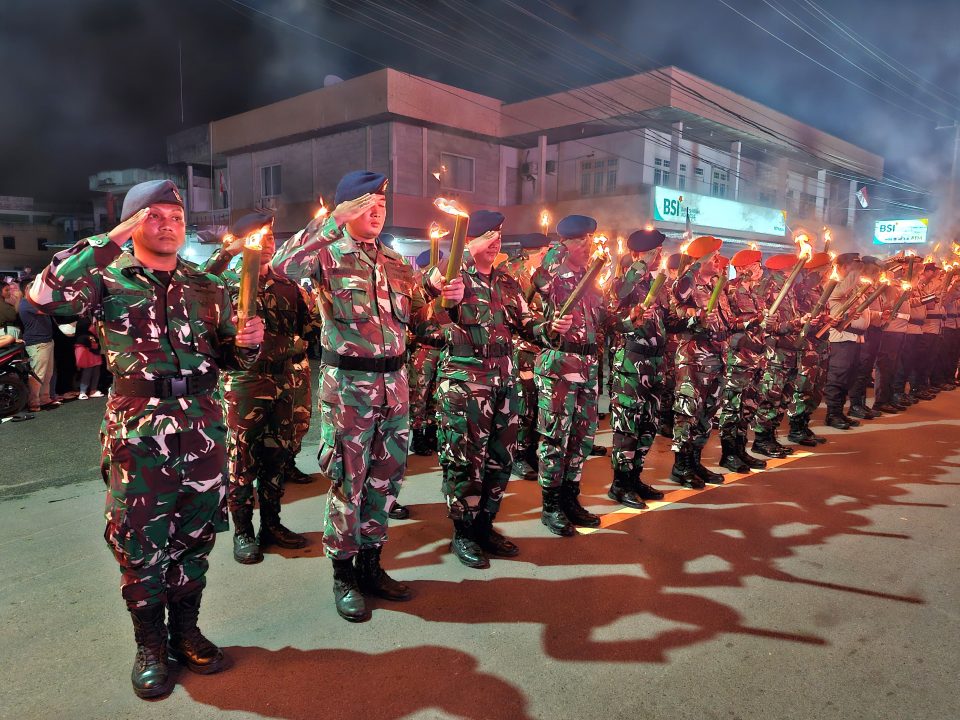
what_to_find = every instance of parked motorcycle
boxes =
[0,342,36,417]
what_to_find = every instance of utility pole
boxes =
[935,121,960,231]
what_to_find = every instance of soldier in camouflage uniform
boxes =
[202,213,315,564]
[272,170,464,622]
[29,180,265,698]
[529,215,602,536]
[408,248,445,458]
[501,233,551,481]
[749,255,803,457]
[436,211,556,567]
[669,238,728,488]
[716,248,769,472]
[284,290,318,485]
[786,253,833,445]
[605,228,670,508]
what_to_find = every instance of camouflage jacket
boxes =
[607,259,667,355]
[502,253,544,358]
[725,280,766,361]
[29,234,256,438]
[272,216,427,406]
[438,251,547,385]
[530,248,605,383]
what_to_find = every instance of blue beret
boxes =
[416,249,444,267]
[334,170,388,205]
[557,215,597,239]
[519,233,550,250]
[231,212,274,238]
[467,210,505,238]
[627,228,666,252]
[120,180,183,221]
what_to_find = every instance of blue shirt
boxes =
[18,298,53,346]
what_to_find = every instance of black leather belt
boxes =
[417,337,445,349]
[908,319,924,327]
[558,341,598,356]
[448,343,512,359]
[113,372,218,399]
[321,350,404,373]
[624,340,660,357]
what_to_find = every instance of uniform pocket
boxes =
[329,274,371,324]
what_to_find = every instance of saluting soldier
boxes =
[605,228,670,508]
[435,211,555,567]
[29,180,265,698]
[272,170,464,622]
[202,213,314,564]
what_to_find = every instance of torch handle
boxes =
[440,214,468,309]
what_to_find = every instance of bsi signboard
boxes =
[873,218,928,245]
[653,187,786,237]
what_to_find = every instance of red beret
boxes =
[731,249,762,268]
[765,253,798,271]
[686,235,722,259]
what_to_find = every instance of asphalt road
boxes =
[1,386,958,720]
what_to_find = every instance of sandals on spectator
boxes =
[39,401,62,410]
[27,405,41,413]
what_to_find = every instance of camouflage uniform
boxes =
[436,252,543,521]
[408,318,443,442]
[31,234,256,609]
[716,280,765,444]
[607,260,668,474]
[751,275,800,447]
[204,245,314,532]
[788,275,829,430]
[272,215,426,560]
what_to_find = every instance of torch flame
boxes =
[644,222,654,232]
[829,265,840,281]
[748,242,760,251]
[901,280,912,291]
[679,238,692,255]
[245,229,264,251]
[434,197,469,218]
[933,242,942,253]
[617,236,625,256]
[858,276,873,286]
[879,272,889,284]
[659,256,669,272]
[540,210,550,229]
[597,267,613,289]
[795,232,813,260]
[314,197,328,220]
[828,251,838,261]
[905,249,917,257]
[428,221,449,241]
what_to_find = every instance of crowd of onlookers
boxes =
[1,276,110,419]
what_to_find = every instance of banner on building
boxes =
[653,187,786,237]
[873,218,928,245]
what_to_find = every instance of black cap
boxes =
[120,180,183,221]
[627,228,666,252]
[231,212,274,238]
[557,215,597,239]
[466,210,505,237]
[519,233,551,250]
[334,170,388,205]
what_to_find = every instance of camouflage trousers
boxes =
[671,361,723,451]
[222,372,294,516]
[717,361,761,439]
[408,345,441,431]
[101,425,228,610]
[436,378,519,519]
[515,349,539,467]
[610,355,662,472]
[534,374,598,489]
[289,357,313,457]
[659,336,680,431]
[788,342,824,419]
[318,395,409,560]
[752,357,798,432]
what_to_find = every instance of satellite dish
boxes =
[323,75,344,87]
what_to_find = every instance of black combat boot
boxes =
[128,604,171,699]
[540,487,575,536]
[449,518,490,568]
[691,446,724,485]
[824,413,851,430]
[788,417,818,447]
[168,591,226,675]
[258,506,307,549]
[332,558,369,622]
[771,429,794,455]
[231,506,263,565]
[284,461,314,484]
[800,415,827,445]
[427,424,440,451]
[411,428,433,456]
[387,501,410,520]
[607,467,647,509]
[735,433,767,469]
[840,413,861,427]
[847,404,877,420]
[560,483,601,527]
[719,435,750,473]
[633,464,664,500]
[590,445,609,457]
[669,448,704,489]
[355,546,412,600]
[752,430,790,457]
[474,510,520,557]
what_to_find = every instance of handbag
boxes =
[74,344,101,369]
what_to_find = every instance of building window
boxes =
[2,236,14,250]
[654,158,670,186]
[678,164,687,190]
[757,191,776,206]
[580,157,618,196]
[712,169,728,198]
[440,152,475,192]
[261,165,282,198]
[37,238,48,251]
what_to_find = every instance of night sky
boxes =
[2,0,958,212]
